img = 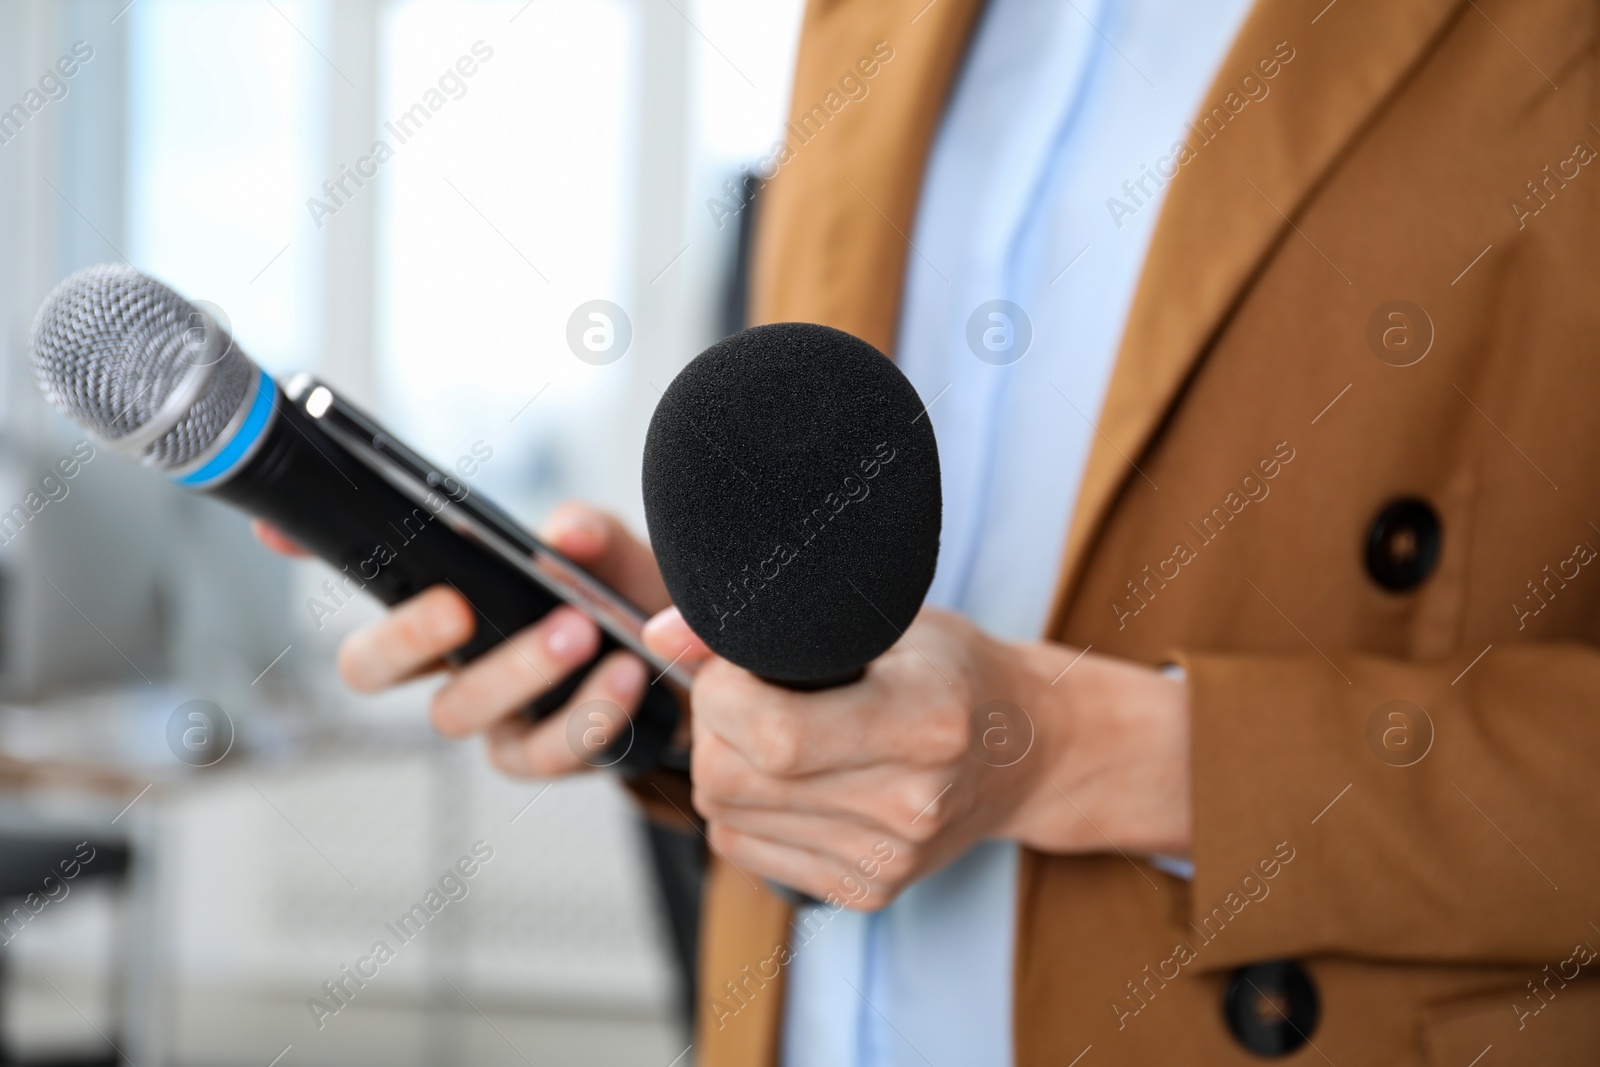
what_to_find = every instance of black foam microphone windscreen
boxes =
[642,322,940,687]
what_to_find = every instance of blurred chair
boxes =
[0,759,137,1067]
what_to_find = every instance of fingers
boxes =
[689,653,970,778]
[710,810,910,907]
[692,729,956,839]
[484,650,647,778]
[337,586,476,691]
[641,607,713,668]
[251,518,310,557]
[541,502,671,614]
[429,606,601,737]
[712,807,902,870]
[681,606,999,908]
[707,823,859,904]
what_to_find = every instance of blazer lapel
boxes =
[749,0,988,353]
[1047,0,1469,628]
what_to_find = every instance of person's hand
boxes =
[644,605,1189,909]
[252,502,671,778]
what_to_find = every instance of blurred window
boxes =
[127,0,327,372]
[375,0,640,516]
[127,0,803,520]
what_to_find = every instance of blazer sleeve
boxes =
[1178,643,1600,969]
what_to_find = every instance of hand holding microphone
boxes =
[638,324,1056,905]
[31,264,684,774]
[256,503,671,779]
[640,324,1191,907]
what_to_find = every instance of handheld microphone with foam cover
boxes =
[642,322,941,689]
[30,264,680,773]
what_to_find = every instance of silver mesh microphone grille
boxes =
[30,263,255,471]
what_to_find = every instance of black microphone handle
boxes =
[762,668,864,691]
[210,389,679,775]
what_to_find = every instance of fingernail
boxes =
[432,602,469,642]
[642,607,688,647]
[546,509,605,553]
[544,610,593,662]
[605,655,646,696]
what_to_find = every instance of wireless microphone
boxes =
[642,322,941,688]
[31,264,682,774]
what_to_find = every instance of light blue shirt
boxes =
[780,1,1253,1064]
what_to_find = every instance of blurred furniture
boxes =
[0,756,144,1067]
[0,833,131,1067]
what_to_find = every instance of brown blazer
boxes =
[699,0,1600,1062]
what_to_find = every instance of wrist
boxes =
[976,639,1075,841]
[1001,643,1193,858]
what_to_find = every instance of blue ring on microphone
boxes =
[175,374,277,488]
